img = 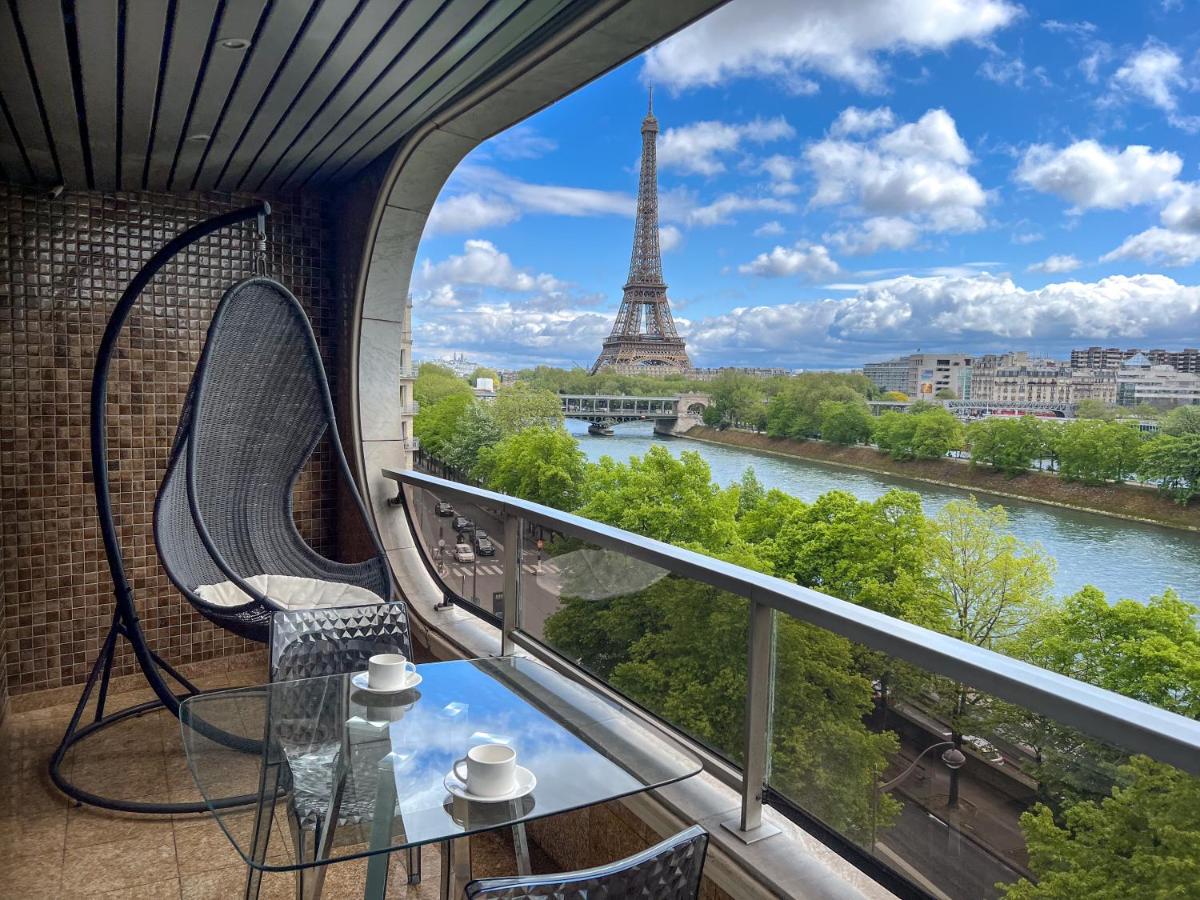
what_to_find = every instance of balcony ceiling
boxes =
[0,0,580,193]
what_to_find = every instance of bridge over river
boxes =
[559,393,710,435]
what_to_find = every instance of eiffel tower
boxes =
[591,91,691,375]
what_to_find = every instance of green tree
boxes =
[968,416,1046,475]
[475,426,588,511]
[468,365,499,384]
[1074,398,1119,420]
[736,467,765,515]
[708,371,765,427]
[874,407,964,460]
[766,374,871,440]
[1138,433,1200,503]
[491,382,564,434]
[819,399,875,445]
[935,387,958,399]
[441,402,502,476]
[1054,420,1144,484]
[999,589,1200,899]
[576,446,747,556]
[1160,404,1200,436]
[413,394,472,459]
[925,499,1053,781]
[413,362,472,407]
[1003,756,1200,900]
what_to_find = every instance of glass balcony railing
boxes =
[386,468,1200,900]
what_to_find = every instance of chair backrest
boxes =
[270,604,413,682]
[464,825,708,900]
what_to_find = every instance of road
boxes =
[409,494,564,634]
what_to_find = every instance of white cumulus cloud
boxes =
[1027,254,1082,273]
[657,117,794,176]
[426,193,519,234]
[686,272,1200,366]
[418,240,567,293]
[738,242,840,279]
[1101,228,1200,267]
[642,0,1020,94]
[805,108,986,252]
[1110,41,1198,130]
[1015,140,1182,210]
[658,225,683,253]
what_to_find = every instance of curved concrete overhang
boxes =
[348,0,726,603]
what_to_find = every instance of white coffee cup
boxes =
[367,653,416,691]
[453,743,517,798]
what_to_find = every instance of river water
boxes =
[567,421,1200,605]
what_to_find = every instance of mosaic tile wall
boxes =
[0,185,341,696]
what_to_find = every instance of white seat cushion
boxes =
[196,574,384,610]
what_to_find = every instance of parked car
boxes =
[475,533,495,556]
[453,542,475,563]
[452,515,473,533]
[435,501,454,516]
[963,735,1004,765]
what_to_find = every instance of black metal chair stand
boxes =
[49,203,397,814]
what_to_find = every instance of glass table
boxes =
[179,657,702,900]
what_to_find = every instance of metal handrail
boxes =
[383,468,1200,837]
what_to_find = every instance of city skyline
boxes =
[411,0,1200,370]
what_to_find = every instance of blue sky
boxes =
[412,0,1200,370]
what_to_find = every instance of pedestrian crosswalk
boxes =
[439,562,561,579]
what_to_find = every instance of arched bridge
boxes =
[560,393,710,435]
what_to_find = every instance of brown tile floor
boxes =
[0,664,545,899]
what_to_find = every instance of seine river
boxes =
[567,421,1200,605]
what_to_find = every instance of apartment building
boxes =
[1071,346,1200,374]
[862,352,972,398]
[1117,354,1200,408]
[973,352,1116,404]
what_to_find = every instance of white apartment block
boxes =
[972,352,1116,405]
[1117,355,1200,408]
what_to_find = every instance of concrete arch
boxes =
[346,2,723,604]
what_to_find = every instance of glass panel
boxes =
[179,657,700,871]
[766,628,1196,899]
[519,528,748,765]
[404,483,508,620]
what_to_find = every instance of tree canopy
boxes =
[475,426,588,511]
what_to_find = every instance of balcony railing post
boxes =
[500,511,523,656]
[723,597,781,843]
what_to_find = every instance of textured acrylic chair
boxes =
[464,825,709,899]
[267,603,419,899]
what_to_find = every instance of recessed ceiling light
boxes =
[219,37,250,49]
[186,133,211,143]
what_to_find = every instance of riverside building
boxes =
[862,352,972,398]
[972,352,1116,405]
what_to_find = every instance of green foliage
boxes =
[935,387,958,399]
[575,446,749,557]
[766,373,872,440]
[1138,432,1200,503]
[819,399,875,445]
[968,416,1047,475]
[1073,398,1119,421]
[441,403,503,476]
[516,365,697,397]
[475,426,587,511]
[873,406,965,460]
[491,382,564,433]
[701,405,723,427]
[1010,586,1200,716]
[468,366,499,384]
[881,390,909,402]
[928,499,1053,649]
[1160,404,1200,436]
[1053,419,1145,484]
[736,467,765,515]
[706,370,767,426]
[412,394,472,459]
[1002,757,1200,899]
[413,362,472,407]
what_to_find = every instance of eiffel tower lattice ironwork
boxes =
[591,92,690,375]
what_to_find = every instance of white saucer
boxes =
[350,670,422,695]
[444,765,536,803]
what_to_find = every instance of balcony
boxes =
[404,436,421,452]
[383,468,1200,900]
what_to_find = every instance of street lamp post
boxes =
[871,741,967,850]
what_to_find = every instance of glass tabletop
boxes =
[179,656,702,872]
